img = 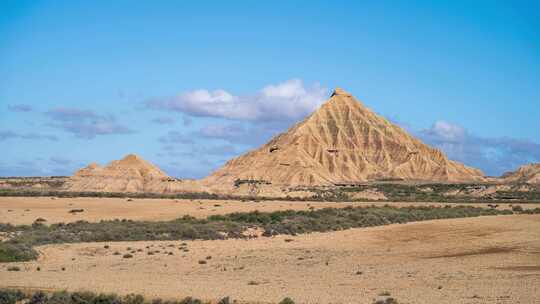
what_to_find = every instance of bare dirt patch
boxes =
[424,246,518,259]
[493,266,540,272]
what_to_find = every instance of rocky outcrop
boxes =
[501,163,540,184]
[67,154,206,193]
[204,88,485,189]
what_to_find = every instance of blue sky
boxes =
[1,0,539,178]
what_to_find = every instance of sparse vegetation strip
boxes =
[0,288,291,304]
[1,182,539,203]
[1,205,534,263]
[0,288,397,304]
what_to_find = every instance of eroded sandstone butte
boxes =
[67,154,205,193]
[502,163,540,184]
[204,88,485,188]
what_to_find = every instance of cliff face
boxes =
[204,88,485,187]
[502,163,540,184]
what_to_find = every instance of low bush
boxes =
[0,243,38,263]
[279,298,295,304]
[512,205,523,212]
[0,290,211,304]
[521,207,540,214]
[217,297,230,304]
[0,289,25,304]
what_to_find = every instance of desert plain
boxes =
[1,206,539,304]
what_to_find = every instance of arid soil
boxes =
[2,196,539,225]
[1,215,539,304]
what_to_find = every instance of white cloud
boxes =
[428,121,467,142]
[146,79,328,121]
[199,123,246,140]
[46,107,133,139]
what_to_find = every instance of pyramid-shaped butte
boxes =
[205,88,484,186]
[68,154,171,192]
[73,154,168,180]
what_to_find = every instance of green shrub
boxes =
[48,291,71,304]
[217,297,231,304]
[522,207,540,214]
[7,266,21,271]
[179,297,201,304]
[123,294,144,304]
[279,297,295,304]
[0,289,25,304]
[512,205,523,212]
[0,243,38,262]
[69,291,99,304]
[29,291,48,304]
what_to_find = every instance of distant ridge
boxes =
[204,88,485,187]
[502,163,540,184]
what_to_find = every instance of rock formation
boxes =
[501,163,540,184]
[204,88,485,188]
[66,154,206,193]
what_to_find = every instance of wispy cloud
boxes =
[158,131,194,145]
[49,156,72,166]
[146,79,328,122]
[46,108,98,121]
[0,158,75,177]
[158,142,239,158]
[7,104,33,112]
[198,123,247,142]
[0,130,58,141]
[46,107,133,139]
[194,121,287,146]
[151,117,176,125]
[414,120,540,176]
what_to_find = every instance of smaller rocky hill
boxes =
[501,163,540,184]
[66,154,205,193]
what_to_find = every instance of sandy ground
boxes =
[1,214,539,304]
[1,196,539,225]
